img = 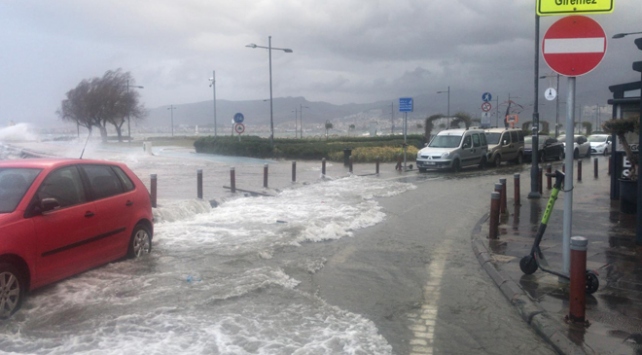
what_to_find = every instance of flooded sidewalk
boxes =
[472,156,642,355]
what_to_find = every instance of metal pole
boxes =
[150,174,157,208]
[268,36,274,146]
[563,77,577,276]
[403,112,408,170]
[127,80,131,141]
[212,70,217,137]
[555,74,560,137]
[197,169,203,199]
[391,101,394,134]
[529,11,541,199]
[489,192,500,239]
[637,66,642,245]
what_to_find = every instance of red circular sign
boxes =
[481,102,492,112]
[542,15,606,77]
[234,123,245,134]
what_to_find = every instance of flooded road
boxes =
[0,137,555,354]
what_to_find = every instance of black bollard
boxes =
[197,169,203,199]
[150,174,157,208]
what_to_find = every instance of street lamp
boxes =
[292,108,298,138]
[540,74,560,137]
[437,86,450,116]
[167,105,177,137]
[126,80,144,141]
[246,36,293,147]
[209,71,217,137]
[300,104,309,138]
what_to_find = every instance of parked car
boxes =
[0,158,154,318]
[557,134,591,158]
[484,128,524,166]
[524,135,565,162]
[587,134,612,155]
[416,128,488,172]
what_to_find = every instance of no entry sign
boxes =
[542,15,606,77]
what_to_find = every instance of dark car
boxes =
[523,135,564,162]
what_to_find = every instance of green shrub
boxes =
[194,135,426,162]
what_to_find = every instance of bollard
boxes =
[375,157,380,175]
[569,236,588,323]
[230,167,236,193]
[292,161,296,182]
[499,178,507,214]
[594,157,598,178]
[322,158,326,176]
[546,164,552,190]
[349,156,353,174]
[577,159,582,181]
[264,164,269,188]
[150,174,157,208]
[538,167,543,195]
[197,169,203,199]
[513,173,520,206]
[489,192,500,239]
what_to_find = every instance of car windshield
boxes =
[588,135,608,143]
[485,133,501,145]
[428,135,462,148]
[0,168,41,213]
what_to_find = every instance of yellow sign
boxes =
[537,0,614,16]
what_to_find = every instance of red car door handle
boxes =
[85,211,95,217]
[126,200,133,206]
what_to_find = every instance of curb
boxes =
[471,212,595,355]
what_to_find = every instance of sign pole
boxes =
[562,76,576,276]
[403,112,408,171]
[529,11,541,199]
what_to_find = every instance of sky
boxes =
[1,0,640,128]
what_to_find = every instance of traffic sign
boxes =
[234,123,245,134]
[545,87,557,101]
[399,97,413,112]
[482,92,492,102]
[481,102,492,112]
[537,0,614,16]
[233,112,245,123]
[542,15,606,77]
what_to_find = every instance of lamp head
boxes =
[283,49,293,53]
[246,44,257,48]
[612,33,626,39]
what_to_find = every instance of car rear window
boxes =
[82,164,127,200]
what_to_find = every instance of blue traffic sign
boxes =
[482,92,492,102]
[233,112,245,123]
[399,97,413,112]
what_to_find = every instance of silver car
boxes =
[587,134,612,155]
[557,134,591,158]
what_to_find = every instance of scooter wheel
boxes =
[585,271,599,294]
[520,255,538,275]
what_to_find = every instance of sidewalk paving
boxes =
[472,157,642,355]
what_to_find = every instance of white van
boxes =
[416,128,488,172]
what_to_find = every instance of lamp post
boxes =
[126,80,144,141]
[612,31,642,245]
[437,86,450,126]
[209,71,217,137]
[540,74,560,137]
[299,104,309,138]
[167,105,177,137]
[292,108,298,138]
[246,36,293,147]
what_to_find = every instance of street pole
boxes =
[168,105,177,137]
[529,12,541,199]
[563,76,577,276]
[300,104,309,138]
[210,70,217,137]
[391,101,394,134]
[268,36,274,146]
[555,74,560,137]
[635,58,642,245]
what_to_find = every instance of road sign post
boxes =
[542,15,607,277]
[398,98,413,171]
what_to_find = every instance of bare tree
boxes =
[58,69,145,142]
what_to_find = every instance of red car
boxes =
[0,159,153,318]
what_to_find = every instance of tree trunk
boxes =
[99,125,108,142]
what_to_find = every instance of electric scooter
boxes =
[519,169,599,294]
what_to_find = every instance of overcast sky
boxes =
[1,0,640,127]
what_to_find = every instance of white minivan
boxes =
[416,128,488,172]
